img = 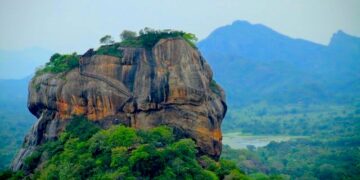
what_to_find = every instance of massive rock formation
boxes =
[11,38,227,170]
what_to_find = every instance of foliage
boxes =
[35,53,79,76]
[99,35,115,45]
[120,30,137,41]
[6,119,246,179]
[113,29,197,49]
[23,150,42,170]
[224,102,360,136]
[222,108,360,180]
[95,43,123,58]
[0,170,24,180]
[94,28,198,58]
[222,136,360,180]
[64,116,100,141]
[136,27,198,49]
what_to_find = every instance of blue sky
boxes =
[0,0,359,79]
[0,0,359,53]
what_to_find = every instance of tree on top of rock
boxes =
[120,30,137,41]
[100,35,115,45]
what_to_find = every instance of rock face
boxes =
[11,38,227,170]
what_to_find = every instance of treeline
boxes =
[222,136,360,179]
[221,110,360,179]
[223,102,360,136]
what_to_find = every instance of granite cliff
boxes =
[11,37,227,170]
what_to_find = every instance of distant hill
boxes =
[198,20,360,106]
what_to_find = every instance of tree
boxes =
[120,30,137,41]
[35,53,80,76]
[7,124,247,179]
[182,32,198,43]
[50,53,61,63]
[99,35,115,45]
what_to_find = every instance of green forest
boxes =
[0,77,35,170]
[0,107,34,170]
[1,117,249,180]
[220,102,360,179]
[223,102,360,136]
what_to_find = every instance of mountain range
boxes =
[2,21,359,107]
[198,20,360,106]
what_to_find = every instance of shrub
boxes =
[65,116,100,141]
[35,53,79,76]
[102,126,138,148]
[99,28,198,51]
[24,150,42,171]
[137,126,174,145]
[137,28,197,49]
[0,170,24,180]
[110,147,128,168]
[95,43,123,58]
[216,159,239,179]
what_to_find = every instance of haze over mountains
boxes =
[198,20,360,106]
[1,20,359,113]
[0,48,53,79]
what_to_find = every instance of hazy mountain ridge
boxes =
[198,20,360,106]
[199,20,326,63]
